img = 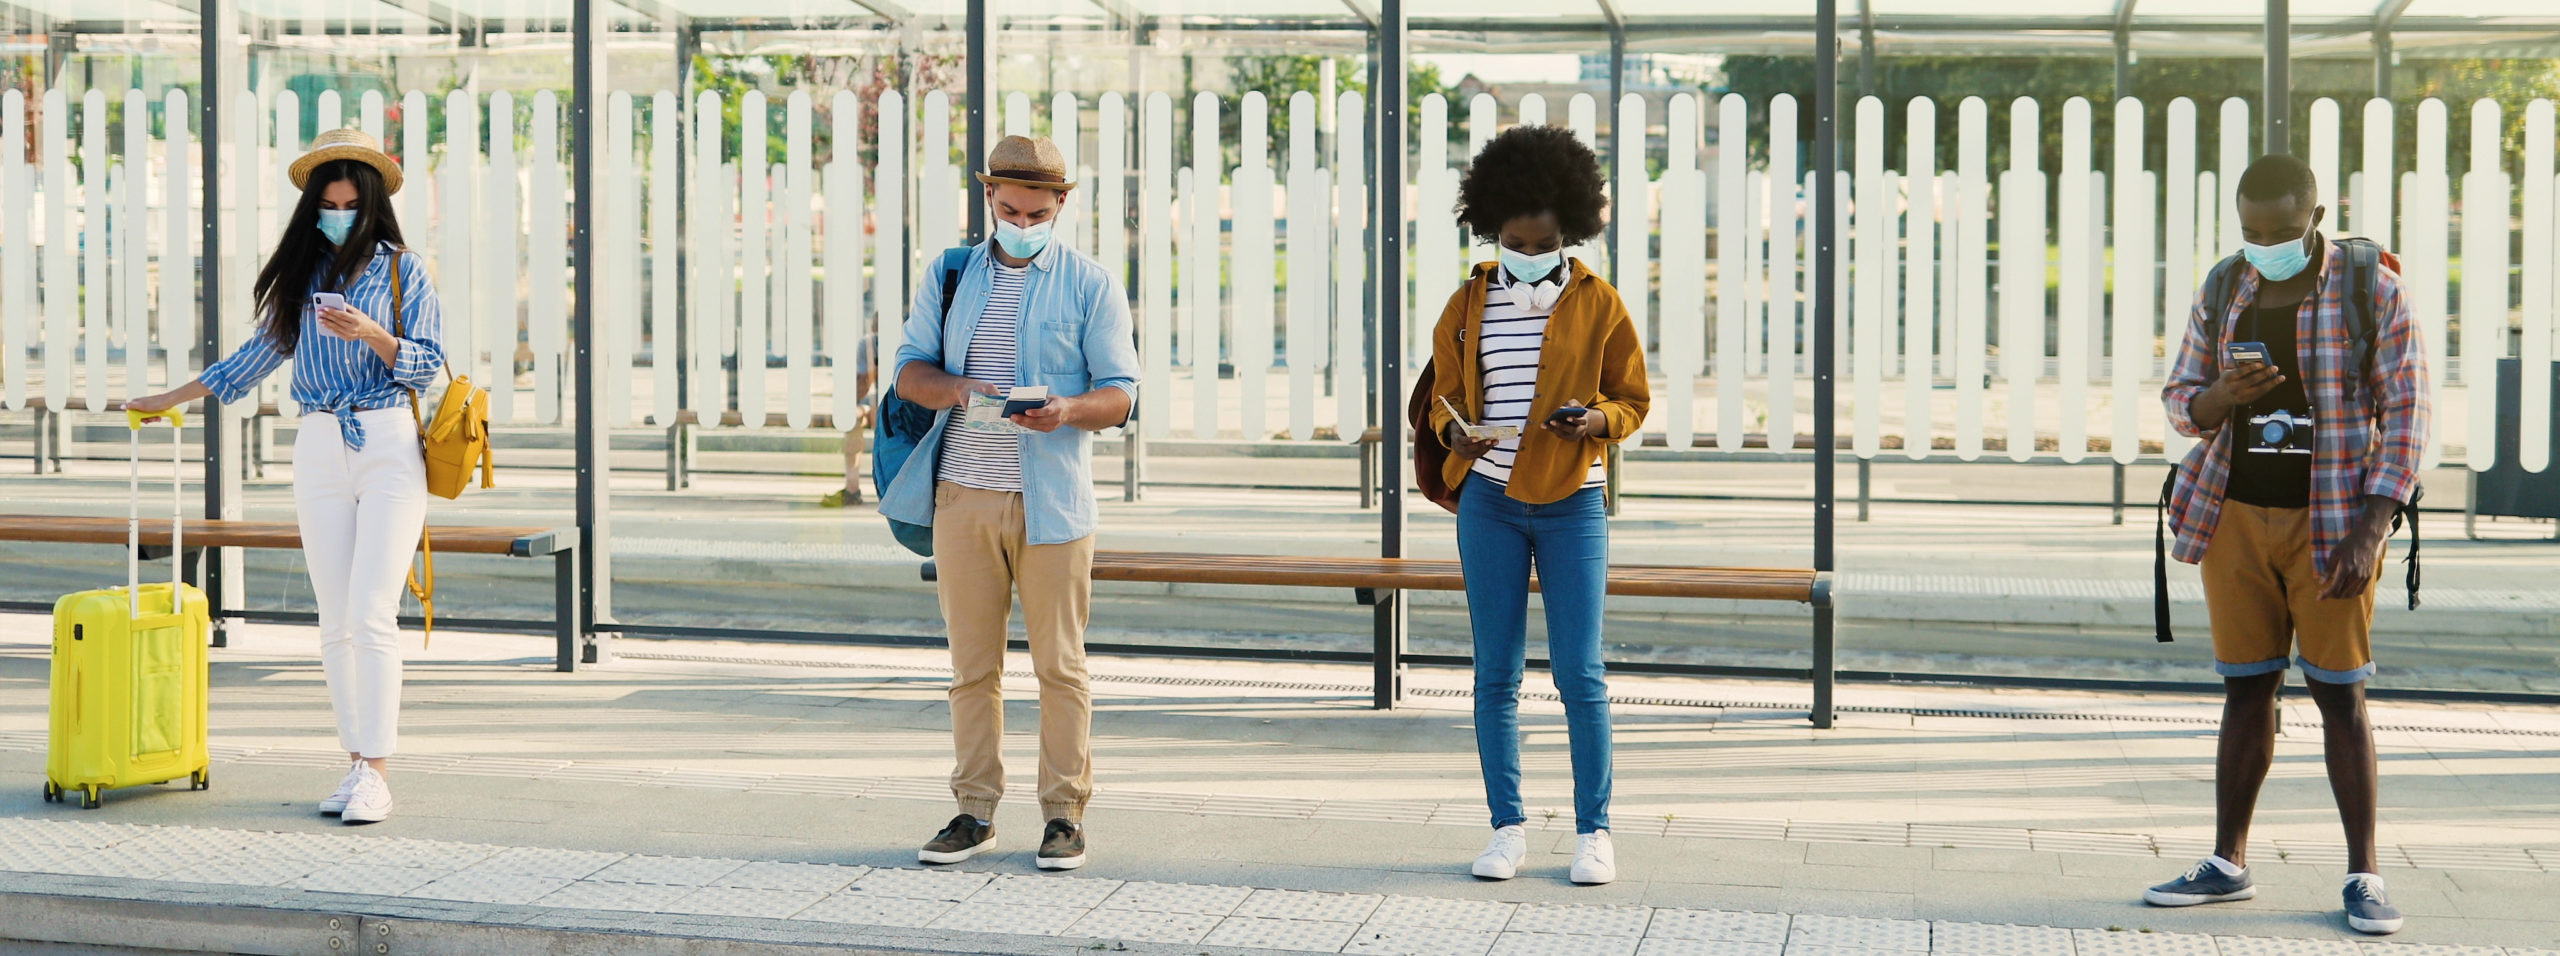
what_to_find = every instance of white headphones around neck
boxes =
[1502,272,1564,312]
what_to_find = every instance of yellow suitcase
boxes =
[44,411,212,810]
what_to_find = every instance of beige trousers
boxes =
[931,481,1096,822]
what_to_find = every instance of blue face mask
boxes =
[994,218,1054,260]
[2242,233,2311,282]
[1499,245,1564,285]
[317,208,357,246]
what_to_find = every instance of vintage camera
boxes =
[2247,408,2315,455]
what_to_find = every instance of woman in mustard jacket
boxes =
[1424,125,1650,886]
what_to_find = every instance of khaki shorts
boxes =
[2199,500,2382,684]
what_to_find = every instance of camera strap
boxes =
[2154,468,2179,643]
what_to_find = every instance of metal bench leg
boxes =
[30,407,48,474]
[665,422,683,492]
[1372,588,1405,709]
[2112,462,2126,526]
[1123,428,1143,502]
[1810,573,1836,729]
[1359,440,1376,511]
[555,549,583,673]
[2465,471,2478,540]
[1856,459,1871,522]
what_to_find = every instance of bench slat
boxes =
[0,515,568,556]
[1079,551,1816,603]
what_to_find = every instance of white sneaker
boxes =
[1471,825,1527,880]
[339,764,393,825]
[1570,830,1617,885]
[317,762,365,817]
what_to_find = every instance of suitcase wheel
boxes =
[191,769,210,791]
[79,786,100,810]
[42,780,59,803]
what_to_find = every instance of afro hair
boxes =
[1455,125,1609,247]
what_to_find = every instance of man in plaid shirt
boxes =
[2143,154,2430,936]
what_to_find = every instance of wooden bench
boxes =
[921,551,1833,708]
[0,515,586,671]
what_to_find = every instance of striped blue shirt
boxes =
[200,241,445,450]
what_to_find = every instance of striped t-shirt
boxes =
[936,263,1029,492]
[1470,273,1606,489]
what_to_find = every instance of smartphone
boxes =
[310,292,348,314]
[2225,341,2270,367]
[1547,407,1587,426]
[1001,385,1052,417]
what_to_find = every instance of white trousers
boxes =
[291,408,428,760]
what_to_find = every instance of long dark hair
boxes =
[252,159,405,356]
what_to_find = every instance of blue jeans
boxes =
[1457,478,1613,834]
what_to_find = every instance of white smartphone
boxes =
[310,292,348,314]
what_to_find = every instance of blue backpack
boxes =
[874,246,974,556]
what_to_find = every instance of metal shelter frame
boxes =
[28,0,2530,726]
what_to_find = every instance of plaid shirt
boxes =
[2162,239,2431,576]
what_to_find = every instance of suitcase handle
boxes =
[128,410,185,620]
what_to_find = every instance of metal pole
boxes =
[966,0,989,244]
[2114,29,2133,101]
[669,25,698,492]
[2265,0,2289,153]
[1858,12,1876,97]
[1811,0,1841,731]
[199,0,232,648]
[570,0,608,668]
[2373,31,2392,102]
[1607,23,1625,289]
[1373,0,1409,711]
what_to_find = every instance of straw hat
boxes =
[289,127,403,196]
[975,135,1075,191]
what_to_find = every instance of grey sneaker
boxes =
[919,814,993,864]
[1036,818,1086,871]
[2344,873,2404,935]
[2144,857,2256,906]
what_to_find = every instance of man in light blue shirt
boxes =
[879,135,1138,873]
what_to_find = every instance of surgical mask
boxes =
[994,218,1053,260]
[2242,233,2311,282]
[1500,245,1564,286]
[317,208,357,246]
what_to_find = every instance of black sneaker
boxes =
[918,814,993,864]
[1036,818,1086,871]
[2143,857,2257,906]
[2344,873,2404,935]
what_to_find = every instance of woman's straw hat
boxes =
[975,135,1075,191]
[289,127,403,196]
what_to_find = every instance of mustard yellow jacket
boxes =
[1424,258,1651,505]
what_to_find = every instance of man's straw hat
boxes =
[289,127,403,196]
[975,135,1075,191]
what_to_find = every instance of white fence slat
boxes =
[42,88,68,411]
[121,90,147,396]
[920,91,955,274]
[2464,100,2506,472]
[1189,92,1222,438]
[1767,94,1798,453]
[2218,98,2249,258]
[1236,91,1276,442]
[2163,100,2197,462]
[2057,98,2092,463]
[1468,92,1495,270]
[269,90,299,419]
[399,90,431,284]
[1416,93,1454,365]
[1006,91,1030,138]
[1569,93,1601,271]
[228,85,259,421]
[1140,92,1173,438]
[691,91,722,417]
[1,90,22,409]
[1052,93,1087,260]
[1852,95,1886,460]
[1616,94,1651,361]
[440,91,477,399]
[2000,98,2044,463]
[737,91,769,429]
[785,91,814,430]
[873,89,908,423]
[2411,98,2450,468]
[1287,91,1325,442]
[1519,93,1546,128]
[649,92,680,427]
[1904,97,1937,460]
[1954,96,1987,460]
[360,89,384,142]
[1715,94,1749,452]
[1662,93,1704,448]
[2363,98,2396,249]
[1745,169,1765,378]
[1835,168,1852,389]
[315,89,339,138]
[1335,90,1367,441]
[605,91,636,426]
[530,91,565,424]
[2112,98,2153,466]
[163,89,194,389]
[484,91,519,424]
[1097,93,1129,292]
[1939,170,1958,382]
[826,90,864,429]
[2310,98,2341,228]
[2526,101,2556,473]
[81,90,107,414]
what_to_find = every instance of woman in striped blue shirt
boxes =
[128,128,443,826]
